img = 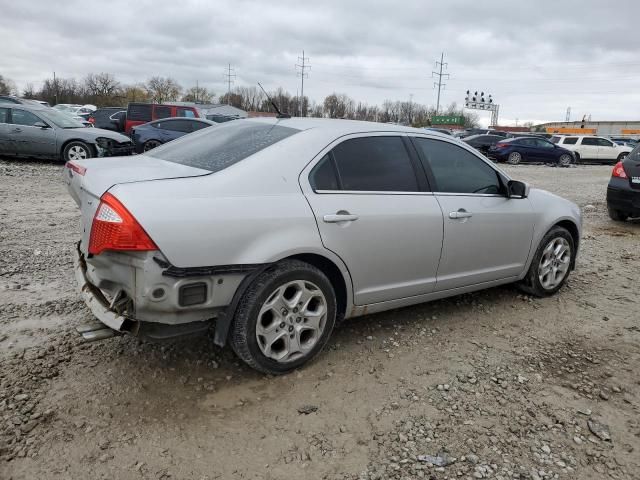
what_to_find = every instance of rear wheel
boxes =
[507,151,522,165]
[63,141,92,162]
[617,153,628,161]
[518,226,574,297]
[608,207,628,222]
[143,139,162,152]
[230,260,337,374]
[558,154,572,167]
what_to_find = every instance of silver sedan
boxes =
[65,118,582,374]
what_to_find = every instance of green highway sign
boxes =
[431,115,465,126]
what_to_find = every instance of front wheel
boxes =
[143,139,162,152]
[230,260,337,374]
[63,141,92,162]
[558,154,572,167]
[518,226,574,297]
[507,151,522,165]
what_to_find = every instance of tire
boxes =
[608,207,628,222]
[63,141,92,162]
[558,154,572,167]
[507,151,522,165]
[143,139,162,152]
[518,226,575,297]
[617,153,628,161]
[574,152,580,164]
[230,259,337,375]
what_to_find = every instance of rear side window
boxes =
[309,154,339,190]
[191,121,211,131]
[414,138,501,194]
[330,137,418,192]
[177,107,196,118]
[155,105,172,119]
[582,137,599,146]
[0,107,8,123]
[563,137,578,145]
[127,104,152,122]
[148,121,299,172]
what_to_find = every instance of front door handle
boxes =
[323,213,359,223]
[11,128,22,133]
[449,209,473,219]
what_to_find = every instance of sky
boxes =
[2,0,639,127]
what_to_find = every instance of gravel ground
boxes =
[1,159,639,480]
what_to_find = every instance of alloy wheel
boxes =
[508,152,521,164]
[255,280,327,363]
[68,145,88,160]
[144,140,161,152]
[538,237,571,290]
[559,154,572,167]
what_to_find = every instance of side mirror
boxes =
[507,180,529,199]
[34,121,49,129]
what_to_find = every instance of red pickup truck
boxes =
[125,103,204,134]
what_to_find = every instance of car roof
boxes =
[150,117,218,125]
[244,116,451,137]
[4,102,49,112]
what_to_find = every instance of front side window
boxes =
[11,109,42,126]
[414,137,502,195]
[128,104,152,121]
[177,107,196,118]
[550,136,561,144]
[163,120,193,133]
[535,139,554,149]
[597,138,614,147]
[0,107,8,123]
[148,121,300,173]
[330,136,418,191]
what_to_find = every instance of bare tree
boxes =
[22,83,36,99]
[85,73,120,98]
[182,86,215,103]
[145,76,182,103]
[323,93,354,118]
[0,74,17,95]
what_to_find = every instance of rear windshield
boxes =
[626,144,640,163]
[147,121,300,172]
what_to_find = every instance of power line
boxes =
[432,52,449,114]
[296,50,310,117]
[223,63,236,105]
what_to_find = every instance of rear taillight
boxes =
[88,117,95,124]
[612,161,628,179]
[65,161,86,176]
[88,193,157,255]
[496,142,508,148]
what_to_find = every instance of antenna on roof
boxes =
[257,82,290,119]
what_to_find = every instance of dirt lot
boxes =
[1,159,638,480]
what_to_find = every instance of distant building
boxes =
[535,120,640,137]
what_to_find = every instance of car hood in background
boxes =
[61,127,131,143]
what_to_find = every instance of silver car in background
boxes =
[66,118,582,374]
[0,103,133,161]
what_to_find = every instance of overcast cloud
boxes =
[2,0,639,126]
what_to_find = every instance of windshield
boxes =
[148,121,300,172]
[40,108,85,128]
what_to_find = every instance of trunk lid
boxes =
[64,156,210,254]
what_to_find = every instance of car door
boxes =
[9,108,57,157]
[0,107,13,155]
[412,137,535,291]
[301,134,444,305]
[596,138,618,162]
[577,137,599,161]
[160,119,193,141]
[517,138,541,162]
[533,138,557,162]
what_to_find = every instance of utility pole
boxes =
[296,50,310,117]
[565,106,571,122]
[195,79,199,103]
[53,71,58,105]
[432,52,449,114]
[223,64,236,105]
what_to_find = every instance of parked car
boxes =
[489,137,575,166]
[65,118,581,374]
[606,144,640,221]
[463,134,504,155]
[611,138,637,148]
[86,107,126,132]
[550,135,632,164]
[125,103,205,134]
[0,95,50,106]
[458,128,510,139]
[131,117,217,153]
[0,103,133,161]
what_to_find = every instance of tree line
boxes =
[0,72,478,127]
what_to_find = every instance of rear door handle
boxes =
[11,128,22,133]
[449,210,473,219]
[323,213,359,223]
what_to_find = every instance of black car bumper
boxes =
[607,184,640,216]
[96,140,134,157]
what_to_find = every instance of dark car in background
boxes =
[488,136,575,166]
[131,117,217,152]
[86,107,126,132]
[463,134,504,155]
[607,144,640,221]
[125,103,205,134]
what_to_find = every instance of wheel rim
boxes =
[256,280,327,363]
[68,145,88,160]
[144,140,161,151]
[559,154,571,166]
[509,152,521,164]
[538,237,571,290]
